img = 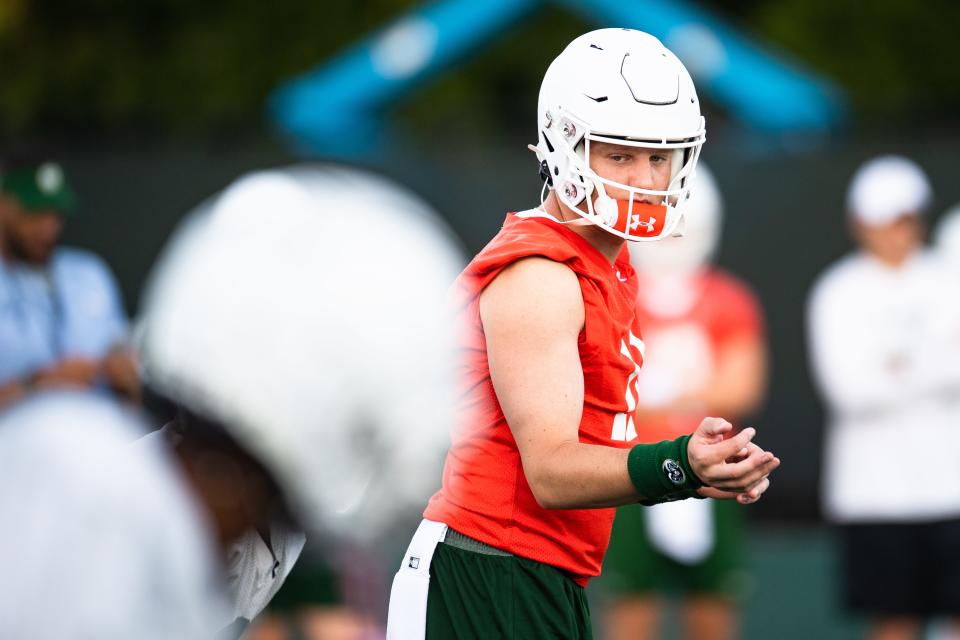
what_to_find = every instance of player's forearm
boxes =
[521,441,643,509]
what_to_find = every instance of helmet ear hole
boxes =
[563,181,584,204]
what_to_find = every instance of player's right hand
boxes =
[686,416,780,500]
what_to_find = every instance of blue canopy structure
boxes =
[270,0,845,157]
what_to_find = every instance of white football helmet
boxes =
[137,165,464,541]
[630,162,722,278]
[533,28,706,242]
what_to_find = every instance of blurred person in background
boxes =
[933,203,960,275]
[0,150,139,409]
[600,165,767,640]
[387,29,779,640]
[807,156,960,640]
[0,165,464,639]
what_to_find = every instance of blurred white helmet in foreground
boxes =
[934,203,960,271]
[846,155,931,226]
[630,162,722,278]
[138,165,464,541]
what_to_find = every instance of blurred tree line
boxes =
[2,0,958,140]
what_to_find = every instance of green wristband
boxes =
[627,435,705,506]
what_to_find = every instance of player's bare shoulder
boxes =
[479,256,585,338]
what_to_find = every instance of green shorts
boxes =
[426,537,592,639]
[599,499,747,599]
[265,553,341,611]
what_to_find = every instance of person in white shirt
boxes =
[807,155,960,640]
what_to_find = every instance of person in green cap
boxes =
[0,150,139,408]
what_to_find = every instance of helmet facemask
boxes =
[545,111,703,242]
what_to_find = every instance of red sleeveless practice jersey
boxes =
[424,210,645,586]
[633,269,764,443]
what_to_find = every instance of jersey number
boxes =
[611,332,644,441]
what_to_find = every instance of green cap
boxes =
[0,162,77,216]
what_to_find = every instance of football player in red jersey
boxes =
[387,29,780,640]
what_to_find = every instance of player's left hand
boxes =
[695,439,774,504]
[686,417,780,502]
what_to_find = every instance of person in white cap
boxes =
[807,155,960,640]
[601,164,768,640]
[0,164,464,639]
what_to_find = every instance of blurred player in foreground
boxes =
[808,156,960,640]
[0,165,463,639]
[387,29,779,640]
[0,151,139,409]
[601,165,767,640]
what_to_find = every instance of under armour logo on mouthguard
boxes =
[629,215,656,232]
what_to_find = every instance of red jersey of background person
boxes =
[424,210,645,586]
[632,270,764,444]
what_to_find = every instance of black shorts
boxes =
[839,519,960,617]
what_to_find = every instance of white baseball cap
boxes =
[846,155,932,226]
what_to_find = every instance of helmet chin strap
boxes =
[541,191,594,227]
[585,175,619,227]
[531,143,589,226]
[594,192,619,225]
